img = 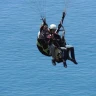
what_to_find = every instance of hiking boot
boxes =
[52,59,56,66]
[72,59,78,64]
[68,57,78,64]
[63,60,67,68]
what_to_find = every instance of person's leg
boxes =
[66,45,78,64]
[49,44,56,65]
[60,47,67,68]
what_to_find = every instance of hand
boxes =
[58,22,62,28]
[42,18,46,24]
[62,11,66,19]
[63,12,66,16]
[55,46,57,49]
[43,18,46,22]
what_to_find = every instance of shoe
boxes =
[68,57,78,64]
[64,63,67,68]
[72,59,78,64]
[63,60,67,68]
[52,59,56,66]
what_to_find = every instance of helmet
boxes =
[49,24,56,30]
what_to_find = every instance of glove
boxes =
[58,21,62,29]
[63,12,66,18]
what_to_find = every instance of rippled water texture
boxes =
[0,0,96,96]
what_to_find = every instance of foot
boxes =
[68,57,78,64]
[52,59,56,66]
[72,59,78,64]
[63,60,67,68]
[64,63,67,68]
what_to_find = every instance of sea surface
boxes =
[0,0,96,96]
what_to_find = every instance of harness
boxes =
[37,39,49,54]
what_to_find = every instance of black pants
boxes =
[66,45,76,60]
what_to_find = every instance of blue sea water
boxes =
[0,0,96,96]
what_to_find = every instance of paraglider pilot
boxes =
[37,11,78,68]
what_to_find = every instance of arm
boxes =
[57,11,66,33]
[61,11,66,23]
[40,18,48,32]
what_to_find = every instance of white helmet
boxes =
[49,24,56,30]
